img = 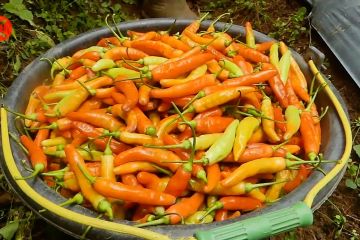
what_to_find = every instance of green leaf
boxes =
[13,54,21,74]
[353,145,360,158]
[0,220,19,240]
[3,0,35,26]
[345,178,358,190]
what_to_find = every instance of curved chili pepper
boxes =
[97,37,121,47]
[72,121,130,154]
[78,98,103,112]
[273,105,287,133]
[67,111,124,131]
[34,128,50,147]
[114,147,181,172]
[81,169,175,206]
[138,85,151,106]
[136,172,169,192]
[219,59,243,78]
[103,47,148,61]
[245,22,256,48]
[192,163,207,183]
[160,35,191,52]
[161,134,190,160]
[191,116,234,134]
[159,64,208,88]
[289,69,310,102]
[64,144,113,219]
[221,156,323,187]
[256,41,274,52]
[18,135,47,179]
[265,170,291,201]
[203,163,221,193]
[187,86,255,113]
[114,77,139,112]
[206,59,229,80]
[262,63,288,108]
[283,164,311,193]
[131,107,156,136]
[223,69,277,87]
[69,66,87,80]
[136,192,205,226]
[131,40,183,59]
[50,76,113,117]
[283,105,301,140]
[164,162,192,197]
[261,95,280,143]
[231,43,269,63]
[151,74,216,99]
[300,110,319,160]
[151,52,215,81]
[233,117,260,161]
[113,162,158,175]
[185,210,214,224]
[278,49,291,84]
[201,196,262,220]
[201,119,239,165]
[279,41,307,90]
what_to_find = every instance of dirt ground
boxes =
[1,0,359,239]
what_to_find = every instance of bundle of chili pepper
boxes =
[13,17,329,226]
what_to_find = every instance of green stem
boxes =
[78,163,96,184]
[15,164,44,180]
[134,216,170,227]
[200,201,223,221]
[149,164,172,176]
[9,132,28,154]
[183,91,205,110]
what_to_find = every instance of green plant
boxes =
[0,0,136,83]
[268,7,308,47]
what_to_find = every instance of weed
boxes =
[0,0,137,83]
[268,7,308,47]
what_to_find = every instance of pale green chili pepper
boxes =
[202,119,239,165]
[283,105,301,140]
[278,49,291,84]
[91,59,116,72]
[269,43,280,70]
[219,59,243,78]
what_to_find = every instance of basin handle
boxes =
[194,201,313,240]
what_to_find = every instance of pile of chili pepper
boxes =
[11,16,327,226]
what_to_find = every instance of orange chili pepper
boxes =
[114,147,181,172]
[19,135,48,179]
[114,78,139,111]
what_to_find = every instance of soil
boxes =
[1,0,359,239]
